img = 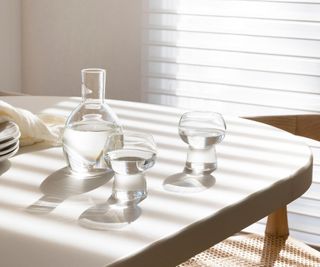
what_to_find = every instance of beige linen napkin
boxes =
[0,100,65,146]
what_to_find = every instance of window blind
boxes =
[142,0,320,116]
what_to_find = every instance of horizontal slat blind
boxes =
[142,0,320,116]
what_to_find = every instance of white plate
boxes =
[0,134,20,150]
[0,121,20,143]
[0,141,19,156]
[0,143,19,162]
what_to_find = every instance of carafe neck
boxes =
[81,68,106,104]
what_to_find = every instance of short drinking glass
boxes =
[78,131,157,230]
[163,111,226,193]
[104,131,157,204]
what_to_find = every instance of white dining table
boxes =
[0,96,313,267]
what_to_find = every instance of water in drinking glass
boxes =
[179,127,225,148]
[179,126,225,174]
[105,149,156,175]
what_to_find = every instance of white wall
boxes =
[22,0,142,101]
[0,0,21,93]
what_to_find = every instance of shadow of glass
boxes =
[26,167,113,214]
[78,197,141,231]
[163,172,216,193]
[0,160,11,176]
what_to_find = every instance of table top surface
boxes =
[0,96,313,267]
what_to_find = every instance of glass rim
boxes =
[106,130,157,151]
[180,111,224,119]
[179,111,226,130]
[81,68,106,74]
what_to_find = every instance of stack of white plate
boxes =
[0,121,20,162]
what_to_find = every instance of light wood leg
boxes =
[265,206,289,237]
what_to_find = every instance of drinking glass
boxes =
[105,131,157,203]
[163,111,226,193]
[78,131,157,229]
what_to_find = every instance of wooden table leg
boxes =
[265,206,289,237]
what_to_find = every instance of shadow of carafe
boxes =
[26,167,114,214]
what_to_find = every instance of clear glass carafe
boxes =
[62,68,122,177]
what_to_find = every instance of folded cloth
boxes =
[0,100,66,146]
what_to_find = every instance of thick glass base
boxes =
[112,173,147,203]
[184,161,217,175]
[111,189,147,204]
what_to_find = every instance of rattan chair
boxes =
[179,115,320,267]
